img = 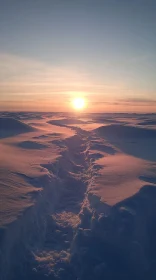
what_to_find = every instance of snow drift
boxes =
[0,117,35,138]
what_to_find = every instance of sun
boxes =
[72,97,85,110]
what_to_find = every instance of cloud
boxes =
[0,52,126,95]
[120,98,156,106]
[0,53,86,84]
[1,52,155,112]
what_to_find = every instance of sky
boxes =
[0,0,156,112]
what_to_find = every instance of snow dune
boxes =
[95,124,156,139]
[0,117,35,138]
[95,124,156,161]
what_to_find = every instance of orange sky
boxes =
[0,53,156,113]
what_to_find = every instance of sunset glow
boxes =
[72,98,85,110]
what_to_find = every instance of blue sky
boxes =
[0,0,156,112]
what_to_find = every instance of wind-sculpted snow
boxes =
[0,117,35,138]
[48,118,85,126]
[95,124,156,139]
[95,124,156,161]
[71,185,156,280]
[138,120,156,126]
[0,113,156,280]
[18,140,48,150]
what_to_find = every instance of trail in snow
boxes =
[0,125,100,280]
